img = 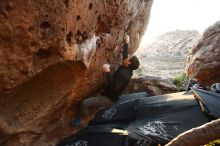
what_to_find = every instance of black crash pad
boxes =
[57,92,214,146]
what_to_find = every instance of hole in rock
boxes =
[64,0,69,8]
[76,15,81,21]
[89,3,93,10]
[40,21,51,29]
[36,48,52,58]
[66,32,73,44]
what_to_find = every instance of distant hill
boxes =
[136,30,201,78]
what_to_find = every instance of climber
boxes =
[122,34,130,60]
[70,55,140,126]
[101,55,140,102]
[70,35,140,126]
[114,34,130,61]
[211,83,220,93]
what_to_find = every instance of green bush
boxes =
[173,72,187,88]
[205,139,220,146]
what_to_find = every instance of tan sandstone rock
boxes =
[126,75,179,96]
[0,0,153,145]
[186,21,220,85]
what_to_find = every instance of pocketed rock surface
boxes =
[0,0,153,145]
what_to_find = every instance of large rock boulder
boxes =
[126,75,179,96]
[0,0,153,145]
[186,21,220,85]
[136,30,201,78]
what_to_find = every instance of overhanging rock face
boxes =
[0,0,153,145]
[186,21,220,85]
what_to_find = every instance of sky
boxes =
[140,0,220,47]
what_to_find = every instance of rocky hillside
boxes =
[136,30,201,78]
[186,21,220,85]
[0,0,153,145]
